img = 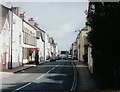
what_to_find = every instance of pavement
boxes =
[73,60,101,90]
[1,61,47,74]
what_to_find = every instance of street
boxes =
[1,2,120,92]
[2,60,77,92]
[1,59,116,92]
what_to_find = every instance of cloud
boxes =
[48,22,77,50]
[57,22,73,37]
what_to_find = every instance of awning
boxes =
[23,44,37,48]
[28,48,39,51]
[22,44,39,51]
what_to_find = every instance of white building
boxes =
[35,26,45,62]
[0,5,10,70]
[54,43,59,56]
[12,13,23,68]
[49,37,55,57]
[0,4,59,70]
[22,20,37,64]
[45,33,51,60]
[0,5,23,69]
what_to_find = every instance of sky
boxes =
[4,2,88,51]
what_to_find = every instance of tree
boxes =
[87,2,120,88]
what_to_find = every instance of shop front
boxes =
[22,44,39,64]
[27,48,39,63]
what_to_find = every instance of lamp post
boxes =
[75,30,80,33]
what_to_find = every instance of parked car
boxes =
[59,54,67,60]
[55,55,59,60]
[50,56,56,62]
[46,55,50,60]
[68,55,72,59]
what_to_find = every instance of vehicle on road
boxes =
[68,55,72,60]
[59,50,69,60]
[50,56,56,62]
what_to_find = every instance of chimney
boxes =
[12,7,20,15]
[19,12,25,20]
[28,18,35,26]
[34,22,39,27]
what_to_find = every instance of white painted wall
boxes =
[79,30,89,61]
[0,15,10,69]
[55,44,59,55]
[23,21,36,37]
[50,44,54,57]
[45,34,50,60]
[47,42,51,56]
[37,34,44,62]
[12,13,22,68]
[22,21,37,63]
[88,46,93,73]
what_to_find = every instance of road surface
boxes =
[2,60,77,92]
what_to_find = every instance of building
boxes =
[35,25,45,62]
[54,43,58,56]
[49,37,58,58]
[22,19,38,64]
[79,27,89,62]
[76,32,80,61]
[0,4,59,70]
[0,5,11,70]
[45,33,50,60]
[12,10,23,68]
[71,41,77,59]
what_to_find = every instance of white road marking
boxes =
[55,65,59,67]
[51,67,55,70]
[11,82,31,92]
[11,63,61,92]
[46,70,51,74]
[36,74,45,80]
[71,61,77,91]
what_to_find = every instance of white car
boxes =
[68,55,72,59]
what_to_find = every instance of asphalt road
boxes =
[2,60,77,92]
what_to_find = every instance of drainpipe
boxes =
[9,7,13,69]
[44,40,45,61]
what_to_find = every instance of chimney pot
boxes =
[19,12,25,20]
[28,18,35,26]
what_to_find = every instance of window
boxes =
[22,48,28,59]
[19,35,21,44]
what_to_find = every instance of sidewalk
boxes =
[2,61,47,74]
[74,60,101,91]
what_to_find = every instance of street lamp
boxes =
[75,30,80,33]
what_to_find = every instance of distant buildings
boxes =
[70,26,89,61]
[71,41,77,60]
[0,4,59,70]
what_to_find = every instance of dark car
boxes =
[46,55,50,60]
